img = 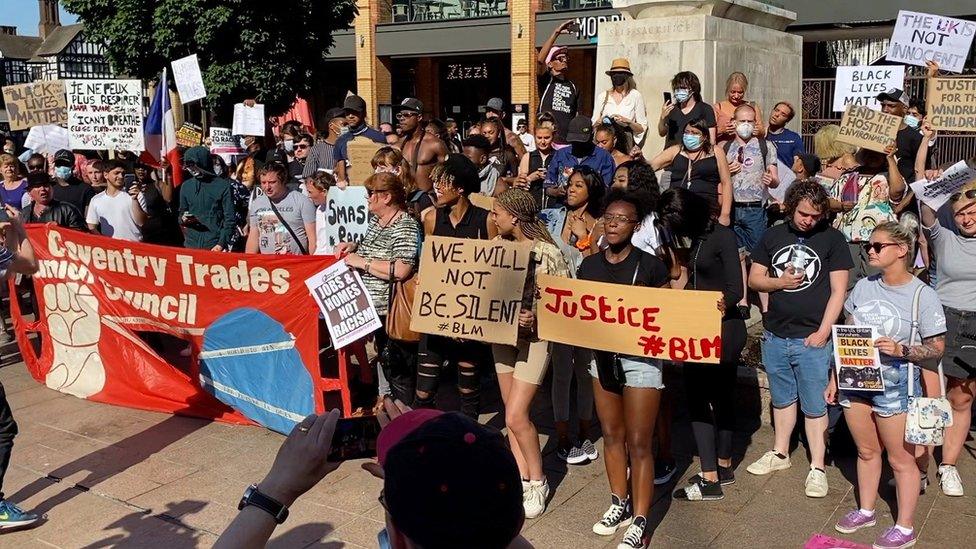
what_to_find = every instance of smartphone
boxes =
[567,21,580,34]
[123,173,137,191]
[663,91,672,104]
[327,416,381,461]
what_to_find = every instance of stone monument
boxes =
[596,0,802,154]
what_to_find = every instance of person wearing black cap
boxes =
[396,98,448,193]
[334,95,387,185]
[485,98,527,159]
[21,172,86,231]
[415,155,497,418]
[51,149,97,216]
[316,106,347,173]
[545,115,615,204]
[877,87,922,184]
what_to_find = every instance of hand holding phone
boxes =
[327,416,382,462]
[663,91,672,104]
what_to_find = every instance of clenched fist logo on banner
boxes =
[43,282,105,398]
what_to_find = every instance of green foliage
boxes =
[62,0,357,116]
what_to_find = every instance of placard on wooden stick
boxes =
[836,105,900,154]
[537,274,723,364]
[346,138,384,186]
[926,77,976,132]
[410,236,532,345]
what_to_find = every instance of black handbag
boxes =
[593,351,625,394]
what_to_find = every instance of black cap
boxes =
[54,149,75,167]
[876,88,909,107]
[395,97,423,113]
[383,413,524,549]
[26,171,53,188]
[461,134,491,153]
[438,154,481,195]
[343,95,367,115]
[796,152,820,178]
[566,115,594,143]
[325,107,346,121]
[485,97,505,113]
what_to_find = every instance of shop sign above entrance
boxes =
[575,13,624,44]
[446,62,488,81]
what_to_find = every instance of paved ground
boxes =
[0,347,974,549]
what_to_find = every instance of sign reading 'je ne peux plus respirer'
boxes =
[887,10,976,74]
[66,79,144,151]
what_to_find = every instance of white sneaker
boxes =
[805,467,829,498]
[939,464,964,497]
[746,451,791,475]
[523,479,548,519]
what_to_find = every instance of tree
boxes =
[62,0,358,116]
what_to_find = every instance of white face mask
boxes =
[283,139,294,152]
[339,126,350,136]
[736,122,755,139]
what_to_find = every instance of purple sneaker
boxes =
[872,527,916,549]
[835,510,877,534]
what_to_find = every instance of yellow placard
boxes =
[346,138,385,186]
[836,104,901,153]
[1,80,67,130]
[926,77,976,132]
[537,274,723,364]
[410,236,532,345]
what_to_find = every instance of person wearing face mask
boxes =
[178,146,237,251]
[545,116,615,205]
[50,149,97,216]
[334,95,388,185]
[714,72,764,147]
[658,71,717,149]
[314,107,347,172]
[593,58,648,152]
[876,87,921,185]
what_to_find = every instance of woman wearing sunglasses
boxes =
[918,172,976,498]
[827,221,945,549]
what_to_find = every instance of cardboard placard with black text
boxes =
[1,80,67,130]
[926,77,976,132]
[836,105,900,154]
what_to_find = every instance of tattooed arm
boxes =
[902,335,945,363]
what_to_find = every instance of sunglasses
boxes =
[861,242,900,254]
[27,164,45,171]
[950,189,976,203]
[295,144,309,150]
[366,188,390,197]
[396,111,418,119]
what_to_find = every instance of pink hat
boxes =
[546,46,568,65]
[377,408,444,466]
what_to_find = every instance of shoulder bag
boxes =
[386,259,420,343]
[593,259,641,393]
[905,284,952,446]
[267,198,309,255]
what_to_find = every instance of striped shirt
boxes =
[357,212,421,315]
[303,141,338,178]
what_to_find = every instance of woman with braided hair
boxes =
[490,188,571,520]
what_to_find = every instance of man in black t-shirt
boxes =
[537,21,579,143]
[51,149,97,216]
[746,180,852,498]
[877,88,921,184]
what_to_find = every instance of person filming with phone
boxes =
[85,160,148,242]
[538,20,580,143]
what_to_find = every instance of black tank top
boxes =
[527,150,551,208]
[670,153,720,211]
[433,203,491,239]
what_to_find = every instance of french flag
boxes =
[141,70,183,185]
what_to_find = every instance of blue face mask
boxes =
[682,133,703,151]
[54,166,73,180]
[904,114,921,129]
[378,528,392,549]
[674,89,691,103]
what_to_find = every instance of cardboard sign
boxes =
[836,105,900,154]
[833,326,884,392]
[926,77,976,132]
[832,66,905,112]
[1,80,67,130]
[306,261,381,349]
[887,10,976,74]
[410,236,532,345]
[468,193,496,211]
[345,138,384,185]
[232,103,265,136]
[322,186,369,255]
[66,79,144,151]
[171,53,207,103]
[537,274,722,364]
[23,124,69,155]
[176,122,203,148]
[909,159,976,211]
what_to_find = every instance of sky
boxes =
[2,0,78,36]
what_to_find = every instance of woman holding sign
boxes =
[827,222,945,549]
[489,188,570,519]
[582,189,670,549]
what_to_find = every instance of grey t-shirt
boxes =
[726,138,778,203]
[845,275,946,366]
[926,220,976,311]
[248,190,316,255]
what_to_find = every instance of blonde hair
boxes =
[813,124,856,162]
[873,221,916,267]
[371,146,416,195]
[495,189,556,246]
[726,72,748,94]
[0,153,17,168]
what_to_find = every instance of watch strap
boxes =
[239,484,289,524]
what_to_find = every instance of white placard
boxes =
[887,10,976,74]
[322,186,369,255]
[232,103,266,136]
[23,124,70,155]
[909,159,976,211]
[66,79,144,151]
[766,160,796,204]
[832,66,905,112]
[305,261,382,350]
[209,126,242,152]
[171,54,207,103]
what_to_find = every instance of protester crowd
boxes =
[0,22,973,549]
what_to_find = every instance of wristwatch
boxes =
[238,484,289,523]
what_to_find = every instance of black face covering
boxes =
[610,73,629,87]
[571,141,595,158]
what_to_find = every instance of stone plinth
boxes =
[597,0,802,154]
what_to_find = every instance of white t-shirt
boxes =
[314,204,331,255]
[86,189,147,241]
[592,88,649,145]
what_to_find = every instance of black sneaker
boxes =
[653,460,676,485]
[592,494,633,536]
[617,515,649,548]
[689,465,736,486]
[672,478,724,501]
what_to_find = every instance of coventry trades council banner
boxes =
[10,225,336,434]
[537,275,723,364]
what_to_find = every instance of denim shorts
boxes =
[589,356,665,389]
[761,332,832,417]
[839,362,920,417]
[733,204,767,255]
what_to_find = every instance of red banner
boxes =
[11,224,337,430]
